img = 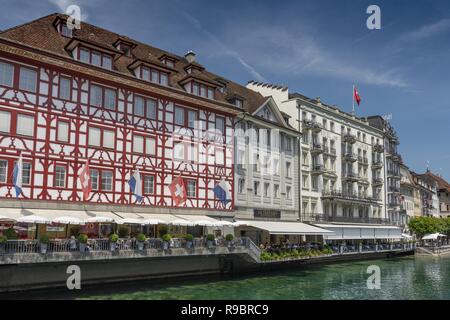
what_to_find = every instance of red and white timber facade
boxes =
[0,14,240,217]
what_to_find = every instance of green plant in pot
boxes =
[5,227,18,240]
[206,234,215,248]
[109,233,119,251]
[184,234,194,249]
[137,233,146,251]
[161,233,172,250]
[39,234,50,254]
[225,234,234,247]
[118,226,129,238]
[78,234,88,252]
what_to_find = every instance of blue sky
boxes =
[1,0,450,178]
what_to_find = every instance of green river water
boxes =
[73,255,450,300]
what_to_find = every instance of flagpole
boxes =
[352,84,355,116]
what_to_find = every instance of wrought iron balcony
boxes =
[303,120,322,131]
[311,214,390,225]
[311,143,324,153]
[343,171,359,181]
[311,164,325,174]
[387,169,400,177]
[323,169,338,178]
[343,133,357,144]
[372,159,383,168]
[321,189,382,204]
[358,156,369,165]
[372,177,384,185]
[343,152,358,162]
[373,144,384,153]
[389,185,400,193]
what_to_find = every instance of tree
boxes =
[408,216,443,238]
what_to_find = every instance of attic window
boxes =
[59,23,72,38]
[161,58,175,68]
[184,81,214,99]
[118,43,132,57]
[234,99,243,108]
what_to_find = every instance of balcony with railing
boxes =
[311,164,325,174]
[321,189,382,204]
[311,214,390,225]
[388,185,400,193]
[372,158,383,168]
[343,133,357,144]
[343,152,358,162]
[387,169,400,177]
[311,143,324,154]
[358,156,369,166]
[373,144,384,153]
[342,171,359,181]
[372,177,384,185]
[303,120,322,131]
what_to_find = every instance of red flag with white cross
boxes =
[79,161,92,201]
[169,176,187,206]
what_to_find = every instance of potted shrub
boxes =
[78,234,88,252]
[5,227,18,240]
[162,234,172,250]
[0,235,7,253]
[225,234,234,247]
[184,234,194,249]
[39,234,50,254]
[118,227,129,238]
[206,234,215,248]
[109,233,119,251]
[136,233,146,251]
[69,226,81,237]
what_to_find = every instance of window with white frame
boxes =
[101,171,113,191]
[54,165,66,188]
[174,106,185,126]
[60,23,72,38]
[173,141,185,160]
[264,182,270,197]
[141,66,169,86]
[14,161,31,185]
[90,85,103,107]
[19,67,37,92]
[188,110,197,129]
[187,144,198,162]
[17,114,34,136]
[78,47,113,70]
[274,184,280,198]
[133,135,144,154]
[302,175,309,189]
[254,181,260,196]
[215,148,224,166]
[0,160,7,183]
[103,129,115,149]
[0,61,14,87]
[238,178,245,194]
[104,88,116,110]
[146,137,156,156]
[57,121,69,142]
[143,175,154,194]
[134,95,157,119]
[312,176,319,190]
[286,186,292,200]
[90,169,99,190]
[286,161,292,177]
[215,116,225,136]
[186,180,196,198]
[88,127,101,147]
[0,111,11,133]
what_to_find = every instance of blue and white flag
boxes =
[213,179,231,205]
[12,154,23,198]
[128,168,143,202]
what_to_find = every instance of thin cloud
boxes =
[401,18,450,42]
[182,12,266,82]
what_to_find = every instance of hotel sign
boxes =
[254,209,281,219]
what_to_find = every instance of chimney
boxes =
[185,50,196,63]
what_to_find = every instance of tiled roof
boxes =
[0,13,275,124]
[424,172,450,193]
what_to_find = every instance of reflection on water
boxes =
[12,255,450,300]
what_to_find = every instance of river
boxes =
[71,255,450,300]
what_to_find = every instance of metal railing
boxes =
[311,214,391,225]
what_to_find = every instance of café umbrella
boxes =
[17,215,52,224]
[53,216,85,225]
[169,219,196,227]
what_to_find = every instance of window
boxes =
[284,137,292,152]
[174,106,185,126]
[0,61,14,87]
[90,85,102,107]
[286,186,292,200]
[238,178,245,194]
[57,121,69,142]
[60,23,72,38]
[103,130,115,149]
[187,180,196,198]
[264,183,270,197]
[274,184,280,198]
[17,114,34,136]
[216,116,225,136]
[215,148,225,165]
[133,135,156,155]
[104,88,116,110]
[173,141,185,160]
[134,95,156,119]
[141,66,169,86]
[133,135,144,154]
[254,181,260,196]
[14,161,31,185]
[88,127,101,147]
[234,99,243,108]
[185,81,215,99]
[273,159,279,175]
[78,47,112,69]
[101,171,113,191]
[143,176,154,194]
[54,165,66,188]
[59,77,71,100]
[286,162,292,178]
[0,111,11,133]
[188,110,197,129]
[0,160,7,183]
[90,169,99,190]
[312,176,319,190]
[19,67,37,92]
[302,175,309,189]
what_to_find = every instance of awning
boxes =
[235,220,334,235]
[136,214,182,224]
[315,224,402,240]
[175,215,229,227]
[402,233,413,239]
[422,233,447,240]
[84,211,120,223]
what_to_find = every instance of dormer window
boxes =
[119,43,132,57]
[184,81,214,99]
[140,66,169,86]
[60,23,72,38]
[77,47,113,70]
[234,98,243,108]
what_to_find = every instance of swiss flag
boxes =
[169,176,187,206]
[79,161,92,201]
[353,86,361,106]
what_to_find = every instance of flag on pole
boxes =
[12,154,23,198]
[79,160,92,201]
[169,176,187,206]
[128,168,143,202]
[353,86,361,106]
[213,179,231,206]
